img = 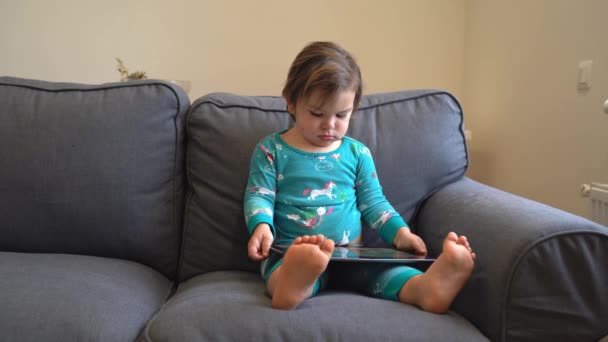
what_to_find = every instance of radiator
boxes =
[584,183,608,227]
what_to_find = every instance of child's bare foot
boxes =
[398,232,475,314]
[269,235,334,310]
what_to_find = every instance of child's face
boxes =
[287,89,355,151]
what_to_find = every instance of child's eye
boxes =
[336,114,346,119]
[310,111,322,117]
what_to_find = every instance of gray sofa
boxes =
[1,76,606,342]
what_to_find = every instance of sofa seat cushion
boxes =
[0,252,172,341]
[142,271,487,341]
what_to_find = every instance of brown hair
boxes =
[282,41,362,114]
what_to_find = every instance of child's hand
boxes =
[248,223,274,261]
[393,227,427,256]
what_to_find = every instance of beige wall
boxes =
[463,0,608,218]
[2,0,605,220]
[0,0,465,99]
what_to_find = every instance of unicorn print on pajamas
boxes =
[244,132,408,246]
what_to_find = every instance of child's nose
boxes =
[322,117,335,129]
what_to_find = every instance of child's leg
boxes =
[398,232,475,313]
[267,235,334,310]
[329,262,423,301]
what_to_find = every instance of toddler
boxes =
[244,41,475,312]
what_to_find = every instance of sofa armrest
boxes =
[414,177,608,342]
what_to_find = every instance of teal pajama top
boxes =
[244,131,409,246]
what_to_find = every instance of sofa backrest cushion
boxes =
[180,90,467,280]
[0,77,189,279]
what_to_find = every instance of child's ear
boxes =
[285,99,296,115]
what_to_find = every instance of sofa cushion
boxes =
[0,77,189,279]
[180,90,467,280]
[142,271,487,342]
[0,252,172,342]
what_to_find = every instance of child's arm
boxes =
[248,223,274,261]
[244,138,277,259]
[392,227,427,255]
[355,145,425,254]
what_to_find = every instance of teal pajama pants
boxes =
[261,253,423,301]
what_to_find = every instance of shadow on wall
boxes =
[465,146,494,185]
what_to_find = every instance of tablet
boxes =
[269,244,435,264]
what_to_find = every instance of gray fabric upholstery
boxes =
[0,77,189,279]
[415,177,608,342]
[0,252,172,342]
[141,271,488,342]
[180,90,467,280]
[4,76,605,341]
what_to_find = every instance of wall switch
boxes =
[577,60,592,90]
